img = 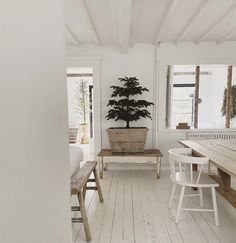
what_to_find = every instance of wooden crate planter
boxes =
[106,127,148,153]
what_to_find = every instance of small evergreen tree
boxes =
[106,77,154,128]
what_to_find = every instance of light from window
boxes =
[169,65,236,129]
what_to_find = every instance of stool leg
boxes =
[77,191,91,241]
[83,183,87,200]
[100,156,104,179]
[93,168,104,202]
[157,157,161,179]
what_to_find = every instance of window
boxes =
[172,84,195,128]
[167,65,236,129]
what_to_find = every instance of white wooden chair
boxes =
[168,148,219,226]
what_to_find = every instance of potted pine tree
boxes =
[106,77,154,153]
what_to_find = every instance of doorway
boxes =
[66,56,102,161]
[67,67,94,161]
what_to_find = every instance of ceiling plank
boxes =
[176,0,210,43]
[66,24,80,46]
[109,0,119,45]
[109,0,133,53]
[122,0,132,52]
[154,0,179,44]
[198,2,236,43]
[217,27,236,44]
[80,0,101,45]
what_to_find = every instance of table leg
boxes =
[218,168,231,192]
[210,168,236,208]
[156,157,161,179]
[191,151,198,171]
[100,156,104,179]
[192,164,198,171]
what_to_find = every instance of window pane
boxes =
[172,87,195,100]
[171,65,236,129]
[171,85,195,128]
[173,100,192,113]
[169,64,236,129]
[172,114,192,128]
[173,65,195,85]
[198,65,227,128]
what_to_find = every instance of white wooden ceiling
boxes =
[65,0,236,49]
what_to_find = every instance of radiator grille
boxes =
[187,130,236,140]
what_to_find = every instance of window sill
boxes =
[158,128,236,133]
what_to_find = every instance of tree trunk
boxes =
[194,66,200,128]
[126,95,130,128]
[226,65,233,128]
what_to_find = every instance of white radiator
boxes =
[187,130,236,140]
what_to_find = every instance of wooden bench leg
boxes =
[100,156,104,179]
[93,168,104,202]
[156,157,161,179]
[83,183,87,200]
[77,191,91,242]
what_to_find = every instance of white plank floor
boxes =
[72,170,236,243]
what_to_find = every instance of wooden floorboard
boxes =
[144,171,183,243]
[131,171,148,243]
[110,172,125,243]
[122,171,135,243]
[137,171,168,243]
[98,172,119,243]
[73,171,236,243]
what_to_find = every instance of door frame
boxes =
[66,56,102,156]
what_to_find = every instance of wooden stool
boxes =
[71,161,103,241]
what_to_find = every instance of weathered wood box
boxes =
[106,127,148,153]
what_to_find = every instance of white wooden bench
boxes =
[97,149,163,179]
[71,161,103,241]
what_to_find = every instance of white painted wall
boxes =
[67,42,236,164]
[0,1,72,243]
